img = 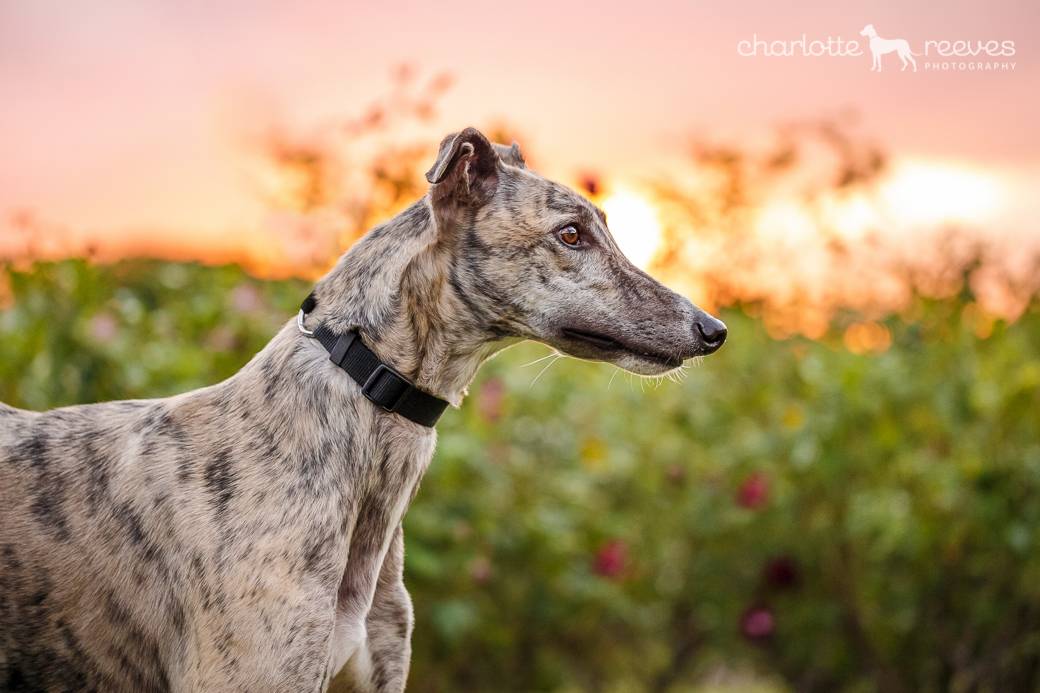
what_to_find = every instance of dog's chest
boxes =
[321,421,435,675]
[323,414,437,568]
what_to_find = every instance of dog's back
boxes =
[1,399,183,692]
[0,334,359,693]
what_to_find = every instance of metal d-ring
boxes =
[297,309,315,337]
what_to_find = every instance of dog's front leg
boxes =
[336,527,413,693]
[364,527,414,692]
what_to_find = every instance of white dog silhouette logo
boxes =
[860,24,918,71]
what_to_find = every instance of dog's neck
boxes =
[307,199,511,408]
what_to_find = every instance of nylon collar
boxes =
[299,294,448,428]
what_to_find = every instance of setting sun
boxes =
[601,188,664,269]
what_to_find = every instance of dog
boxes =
[0,127,727,692]
[860,24,918,72]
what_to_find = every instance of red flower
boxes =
[579,173,601,196]
[763,556,800,590]
[593,539,627,579]
[666,464,686,485]
[736,472,769,509]
[740,605,775,641]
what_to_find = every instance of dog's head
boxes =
[425,127,726,376]
[860,24,876,37]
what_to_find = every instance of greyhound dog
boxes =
[860,24,918,72]
[0,127,727,692]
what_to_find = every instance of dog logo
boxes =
[860,24,918,72]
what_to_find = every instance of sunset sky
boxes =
[1,0,1037,265]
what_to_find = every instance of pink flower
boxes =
[736,472,769,509]
[469,556,493,585]
[593,540,627,579]
[740,605,775,641]
[88,313,118,343]
[206,325,236,352]
[230,284,263,313]
[477,377,506,422]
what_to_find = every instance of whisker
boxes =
[519,349,560,369]
[529,355,563,388]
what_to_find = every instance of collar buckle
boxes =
[361,363,410,413]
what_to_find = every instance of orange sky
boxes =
[1,0,1037,260]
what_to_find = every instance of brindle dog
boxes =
[0,127,726,692]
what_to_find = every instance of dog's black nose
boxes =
[694,314,727,353]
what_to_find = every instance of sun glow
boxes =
[754,160,1007,244]
[879,161,1003,226]
[601,188,664,269]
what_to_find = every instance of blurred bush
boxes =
[2,259,1039,692]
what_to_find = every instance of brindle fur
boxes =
[0,128,726,692]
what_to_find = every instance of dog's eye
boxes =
[557,225,582,248]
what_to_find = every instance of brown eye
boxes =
[557,225,581,248]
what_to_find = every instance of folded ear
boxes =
[425,127,500,206]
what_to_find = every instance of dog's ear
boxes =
[493,141,526,169]
[425,127,500,207]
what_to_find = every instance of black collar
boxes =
[301,296,448,428]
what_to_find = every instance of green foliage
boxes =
[0,260,308,408]
[3,260,1039,692]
